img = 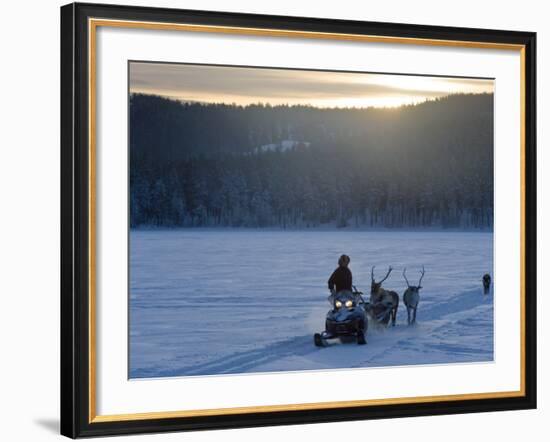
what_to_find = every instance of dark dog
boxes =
[482,273,491,294]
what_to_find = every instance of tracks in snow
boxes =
[172,288,492,376]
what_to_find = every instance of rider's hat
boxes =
[338,254,350,266]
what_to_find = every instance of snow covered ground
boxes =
[129,230,493,379]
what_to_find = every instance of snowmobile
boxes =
[314,287,368,347]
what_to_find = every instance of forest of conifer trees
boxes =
[130,93,494,229]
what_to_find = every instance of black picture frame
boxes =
[61,2,537,438]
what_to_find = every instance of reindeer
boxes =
[370,266,399,326]
[402,266,425,325]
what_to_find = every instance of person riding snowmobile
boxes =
[327,254,353,305]
[314,254,367,346]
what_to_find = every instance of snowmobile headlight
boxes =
[335,300,343,309]
[345,300,354,308]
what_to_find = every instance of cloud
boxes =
[129,62,494,108]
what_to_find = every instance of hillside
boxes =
[130,93,494,229]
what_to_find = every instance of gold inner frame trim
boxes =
[88,17,527,424]
[90,18,525,50]
[91,390,524,423]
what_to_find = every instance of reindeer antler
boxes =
[379,266,393,284]
[418,265,425,287]
[403,268,411,287]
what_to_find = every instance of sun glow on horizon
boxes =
[131,90,436,109]
[130,62,494,110]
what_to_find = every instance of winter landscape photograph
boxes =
[128,61,495,379]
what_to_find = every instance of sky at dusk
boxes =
[129,61,494,109]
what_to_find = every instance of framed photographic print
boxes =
[60,2,537,438]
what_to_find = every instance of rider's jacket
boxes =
[328,266,352,293]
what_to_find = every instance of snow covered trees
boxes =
[129,93,494,229]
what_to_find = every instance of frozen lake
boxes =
[129,229,494,378]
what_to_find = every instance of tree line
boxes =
[130,93,494,229]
